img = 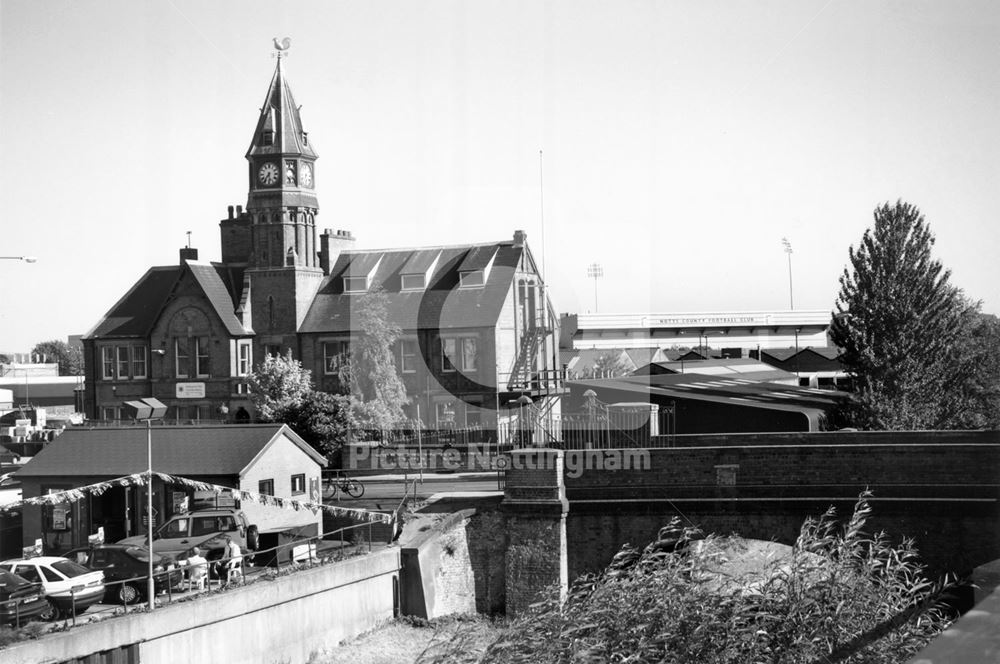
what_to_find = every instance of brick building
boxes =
[81,51,561,430]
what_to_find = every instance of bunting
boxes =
[0,472,392,524]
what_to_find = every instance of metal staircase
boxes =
[507,327,547,391]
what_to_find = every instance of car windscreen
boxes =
[0,571,32,591]
[124,547,156,563]
[51,559,93,578]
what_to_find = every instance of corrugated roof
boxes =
[16,424,325,477]
[301,242,521,332]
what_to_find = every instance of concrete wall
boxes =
[3,548,400,664]
[398,504,507,619]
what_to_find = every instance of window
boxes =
[401,274,425,291]
[101,347,115,380]
[102,406,119,421]
[462,338,478,372]
[262,130,274,146]
[258,479,274,496]
[132,345,147,378]
[265,344,281,357]
[291,473,306,495]
[436,400,456,425]
[441,338,456,372]
[195,337,210,377]
[344,276,368,293]
[163,518,189,538]
[116,347,129,378]
[192,517,219,536]
[324,341,349,375]
[175,339,189,378]
[400,340,417,373]
[238,342,252,376]
[459,270,484,288]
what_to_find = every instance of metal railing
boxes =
[0,520,390,635]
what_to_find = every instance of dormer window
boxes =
[344,276,368,293]
[459,270,485,288]
[401,274,426,291]
[302,132,308,146]
[262,129,274,146]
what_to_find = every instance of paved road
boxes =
[324,472,502,512]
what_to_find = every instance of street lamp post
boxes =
[123,398,167,610]
[586,263,603,313]
[781,238,794,310]
[0,256,38,263]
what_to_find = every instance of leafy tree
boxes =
[589,352,632,378]
[246,350,314,422]
[31,339,83,375]
[419,493,955,664]
[282,391,352,460]
[830,201,982,429]
[337,285,409,432]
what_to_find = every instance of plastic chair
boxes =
[224,557,243,585]
[184,562,208,591]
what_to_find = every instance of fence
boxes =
[498,394,676,450]
[0,518,393,633]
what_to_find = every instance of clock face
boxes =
[300,163,313,188]
[258,162,279,186]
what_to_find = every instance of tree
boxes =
[246,350,314,422]
[830,201,982,429]
[337,285,409,432]
[589,352,632,378]
[282,391,352,460]
[31,339,83,376]
[419,493,955,664]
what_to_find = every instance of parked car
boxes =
[64,544,183,605]
[118,507,259,561]
[0,570,48,626]
[0,557,104,620]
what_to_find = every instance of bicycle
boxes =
[322,475,365,499]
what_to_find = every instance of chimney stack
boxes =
[180,247,199,263]
[513,230,527,247]
[319,228,356,275]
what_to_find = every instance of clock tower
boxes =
[243,44,324,350]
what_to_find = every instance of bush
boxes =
[421,492,955,664]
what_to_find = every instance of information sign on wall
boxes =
[176,382,206,398]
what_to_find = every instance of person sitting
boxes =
[182,547,209,591]
[220,535,243,584]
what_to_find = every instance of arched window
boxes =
[268,296,275,329]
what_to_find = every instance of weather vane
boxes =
[273,37,291,59]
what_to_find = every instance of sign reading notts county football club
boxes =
[176,383,206,399]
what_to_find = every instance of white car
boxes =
[0,556,105,620]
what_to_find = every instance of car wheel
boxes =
[39,599,60,622]
[117,583,141,605]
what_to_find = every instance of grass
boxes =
[313,615,502,664]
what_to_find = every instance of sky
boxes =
[1,1,998,352]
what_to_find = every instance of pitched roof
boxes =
[570,373,844,418]
[16,424,325,478]
[84,267,182,338]
[186,262,248,336]
[301,241,523,332]
[245,57,317,159]
[84,262,249,340]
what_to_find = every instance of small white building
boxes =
[15,424,326,555]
